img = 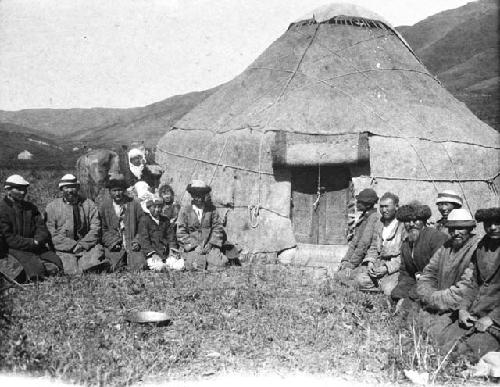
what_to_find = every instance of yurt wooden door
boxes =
[291,166,351,244]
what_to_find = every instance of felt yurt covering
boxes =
[157,3,500,256]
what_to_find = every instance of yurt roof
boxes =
[172,3,499,149]
[294,3,390,25]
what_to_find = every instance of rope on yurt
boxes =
[440,143,473,212]
[156,148,274,175]
[246,25,321,229]
[208,137,230,186]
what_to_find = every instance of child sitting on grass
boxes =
[139,196,183,271]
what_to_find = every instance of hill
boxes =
[397,0,499,130]
[0,123,78,169]
[0,88,216,148]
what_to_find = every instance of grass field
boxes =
[0,168,490,386]
[0,264,481,386]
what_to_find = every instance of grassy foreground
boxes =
[0,263,480,386]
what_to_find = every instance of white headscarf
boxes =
[128,148,146,179]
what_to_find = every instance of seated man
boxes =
[438,207,500,360]
[416,208,479,341]
[391,203,448,302]
[176,180,226,270]
[337,188,379,279]
[45,174,108,274]
[435,190,463,232]
[0,175,62,282]
[354,192,405,295]
[139,196,182,271]
[99,173,145,271]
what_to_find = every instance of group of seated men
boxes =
[337,188,499,361]
[0,172,234,282]
[0,170,498,360]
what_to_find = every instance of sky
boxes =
[0,0,477,111]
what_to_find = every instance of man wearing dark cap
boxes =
[337,188,379,279]
[438,207,500,360]
[46,174,108,274]
[0,175,63,282]
[99,173,145,271]
[417,208,479,341]
[177,180,226,270]
[391,203,448,302]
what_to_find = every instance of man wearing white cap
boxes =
[0,175,63,282]
[435,190,463,232]
[177,180,226,270]
[417,208,479,341]
[45,174,109,274]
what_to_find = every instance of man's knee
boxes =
[354,270,375,290]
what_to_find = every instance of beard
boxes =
[451,236,467,250]
[129,163,145,179]
[407,228,421,243]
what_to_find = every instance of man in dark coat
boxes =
[337,188,379,280]
[437,207,500,360]
[99,173,145,271]
[391,203,448,302]
[177,180,226,270]
[139,196,182,270]
[0,175,62,282]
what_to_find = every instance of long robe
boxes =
[437,236,500,360]
[46,197,106,274]
[391,227,448,301]
[176,204,226,270]
[0,196,62,281]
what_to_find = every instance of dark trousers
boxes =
[8,248,63,281]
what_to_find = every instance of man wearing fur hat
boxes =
[417,208,479,341]
[435,190,463,232]
[437,207,500,360]
[177,180,226,270]
[99,173,146,271]
[354,192,405,295]
[0,175,63,282]
[338,188,380,279]
[391,203,448,302]
[45,174,108,274]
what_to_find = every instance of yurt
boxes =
[156,4,500,262]
[17,150,33,160]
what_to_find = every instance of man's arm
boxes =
[208,209,224,248]
[45,201,77,252]
[99,205,121,248]
[348,213,378,268]
[0,210,36,251]
[77,200,100,250]
[176,207,198,251]
[416,247,443,308]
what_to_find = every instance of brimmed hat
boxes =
[475,208,500,223]
[145,196,164,208]
[356,188,378,205]
[186,180,211,195]
[436,190,463,206]
[397,204,432,222]
[446,208,476,228]
[106,173,128,189]
[58,174,80,190]
[5,174,29,190]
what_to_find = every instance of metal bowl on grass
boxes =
[125,311,172,326]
